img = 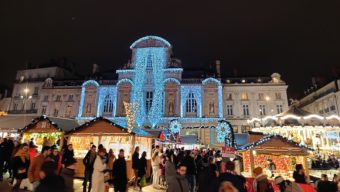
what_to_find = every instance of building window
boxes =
[56,95,61,102]
[226,93,232,100]
[277,105,283,114]
[243,104,249,116]
[147,54,152,69]
[258,93,264,100]
[65,105,72,117]
[86,104,91,113]
[259,105,266,116]
[325,107,330,113]
[53,108,59,117]
[145,91,153,114]
[42,106,47,115]
[241,93,249,100]
[13,103,18,111]
[34,87,39,95]
[226,105,233,116]
[330,105,336,111]
[185,92,197,113]
[44,95,49,101]
[68,95,74,101]
[275,93,282,100]
[103,95,114,113]
[31,103,36,110]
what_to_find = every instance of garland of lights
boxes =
[216,120,235,146]
[124,102,139,133]
[132,48,148,126]
[237,134,314,151]
[169,119,182,134]
[149,48,167,127]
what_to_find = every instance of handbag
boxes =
[139,176,147,187]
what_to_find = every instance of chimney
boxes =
[215,60,221,78]
[92,63,99,74]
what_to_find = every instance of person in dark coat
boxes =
[112,149,128,192]
[316,174,337,192]
[35,161,66,192]
[167,163,190,192]
[12,143,30,190]
[4,138,14,178]
[198,156,219,192]
[293,164,307,184]
[132,146,140,189]
[219,161,247,192]
[82,145,96,192]
[62,144,75,167]
[0,138,5,181]
[137,151,147,191]
[182,150,197,192]
[60,159,76,192]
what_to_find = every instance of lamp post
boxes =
[20,88,32,112]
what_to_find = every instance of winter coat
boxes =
[28,154,46,182]
[254,174,273,192]
[317,180,337,192]
[197,163,218,192]
[60,167,75,192]
[165,160,177,181]
[35,174,66,192]
[219,172,247,192]
[132,152,139,169]
[92,156,107,192]
[138,157,147,177]
[167,174,190,192]
[62,149,76,167]
[112,157,127,188]
[182,156,197,175]
[293,171,307,184]
[83,150,96,172]
[12,155,30,179]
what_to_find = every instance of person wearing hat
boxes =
[253,167,274,192]
[274,176,303,192]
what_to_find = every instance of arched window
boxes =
[146,54,152,69]
[185,92,197,113]
[103,95,114,113]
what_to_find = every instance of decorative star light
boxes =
[216,120,234,145]
[169,119,182,134]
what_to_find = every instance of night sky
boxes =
[1,1,339,99]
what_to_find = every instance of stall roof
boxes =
[278,106,312,117]
[19,115,63,133]
[0,115,37,129]
[47,117,80,132]
[237,132,313,156]
[67,117,152,137]
[234,133,249,147]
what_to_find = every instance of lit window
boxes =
[103,95,114,113]
[259,105,266,116]
[241,93,249,100]
[185,92,197,113]
[145,91,153,114]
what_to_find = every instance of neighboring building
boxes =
[295,80,340,116]
[9,66,77,114]
[5,36,289,146]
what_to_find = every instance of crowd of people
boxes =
[311,154,340,170]
[2,135,340,192]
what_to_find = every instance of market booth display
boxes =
[237,132,313,178]
[66,117,154,178]
[248,106,340,154]
[19,116,65,152]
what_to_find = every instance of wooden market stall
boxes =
[19,116,65,152]
[66,117,154,179]
[238,132,313,178]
